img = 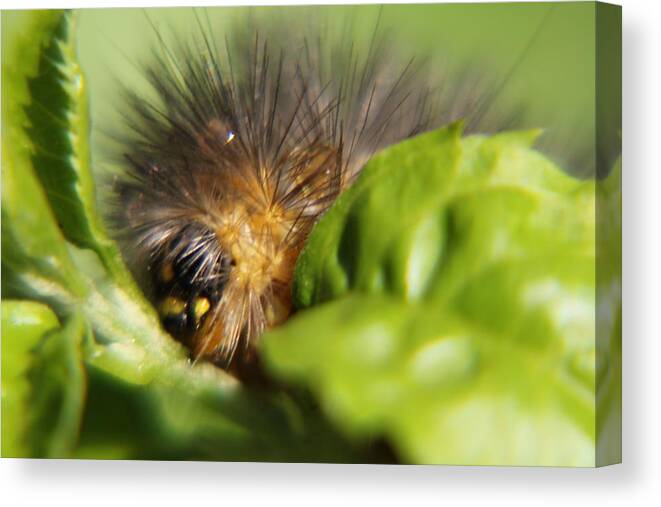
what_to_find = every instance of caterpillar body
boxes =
[111,11,509,371]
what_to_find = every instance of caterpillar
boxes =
[110,9,512,371]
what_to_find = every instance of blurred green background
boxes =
[71,3,596,177]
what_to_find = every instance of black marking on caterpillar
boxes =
[108,8,517,371]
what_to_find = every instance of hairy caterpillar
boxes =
[110,10,511,371]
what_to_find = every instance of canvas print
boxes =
[1,2,621,466]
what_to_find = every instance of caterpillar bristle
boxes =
[109,10,513,370]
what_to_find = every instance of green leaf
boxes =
[17,11,132,285]
[1,10,178,355]
[293,125,461,306]
[1,301,87,458]
[27,310,88,458]
[77,368,363,462]
[264,293,595,465]
[1,301,59,457]
[263,125,598,465]
[73,319,362,462]
[294,125,594,308]
[1,10,87,304]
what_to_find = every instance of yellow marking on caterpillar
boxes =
[159,296,186,317]
[193,297,211,320]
